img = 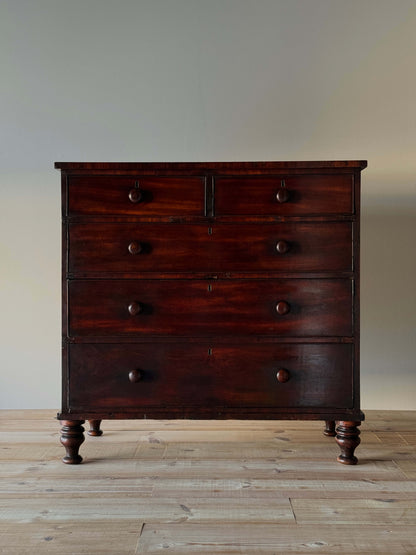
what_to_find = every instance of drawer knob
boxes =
[276,301,290,315]
[276,188,290,203]
[128,188,143,203]
[129,369,142,383]
[128,301,143,316]
[275,240,290,254]
[276,368,290,383]
[128,241,143,255]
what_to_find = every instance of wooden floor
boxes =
[1,410,416,554]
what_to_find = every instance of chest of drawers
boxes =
[56,161,366,465]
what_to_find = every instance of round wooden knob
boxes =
[276,188,290,203]
[276,301,290,315]
[129,369,142,383]
[276,368,290,383]
[275,240,290,254]
[128,301,143,316]
[128,241,143,255]
[128,188,143,203]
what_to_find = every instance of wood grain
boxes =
[67,175,205,216]
[215,173,354,216]
[55,161,368,171]
[1,410,416,553]
[67,343,353,412]
[136,523,416,554]
[68,222,353,274]
[68,278,353,337]
[59,160,365,466]
[0,521,143,555]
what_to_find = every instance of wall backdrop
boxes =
[1,0,415,409]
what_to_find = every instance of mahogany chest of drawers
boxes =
[56,161,367,465]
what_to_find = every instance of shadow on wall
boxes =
[361,205,416,409]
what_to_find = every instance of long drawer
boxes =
[68,279,352,337]
[69,222,353,274]
[68,175,205,216]
[215,174,354,215]
[68,343,353,410]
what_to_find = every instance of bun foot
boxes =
[60,420,85,464]
[88,420,103,436]
[335,421,361,465]
[323,420,336,437]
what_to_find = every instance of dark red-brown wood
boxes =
[56,161,368,171]
[87,420,103,436]
[57,161,366,464]
[335,421,361,464]
[67,343,353,411]
[67,175,205,216]
[324,420,336,436]
[68,278,353,337]
[68,222,353,274]
[60,420,85,464]
[215,174,354,215]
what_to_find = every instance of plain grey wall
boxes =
[1,0,415,409]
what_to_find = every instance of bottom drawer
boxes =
[67,343,353,411]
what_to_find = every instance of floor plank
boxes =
[136,523,416,554]
[0,495,294,523]
[291,498,416,525]
[0,520,143,555]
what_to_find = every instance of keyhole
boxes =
[208,284,212,292]
[208,227,213,235]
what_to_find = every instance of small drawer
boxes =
[67,175,205,216]
[68,343,353,411]
[214,174,353,215]
[68,222,353,274]
[68,278,353,337]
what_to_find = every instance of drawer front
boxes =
[68,343,353,410]
[68,175,205,216]
[215,174,353,215]
[69,279,352,337]
[69,222,352,274]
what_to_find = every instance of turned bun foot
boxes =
[335,421,361,465]
[323,420,336,437]
[88,420,103,436]
[60,420,85,464]
[63,454,83,464]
